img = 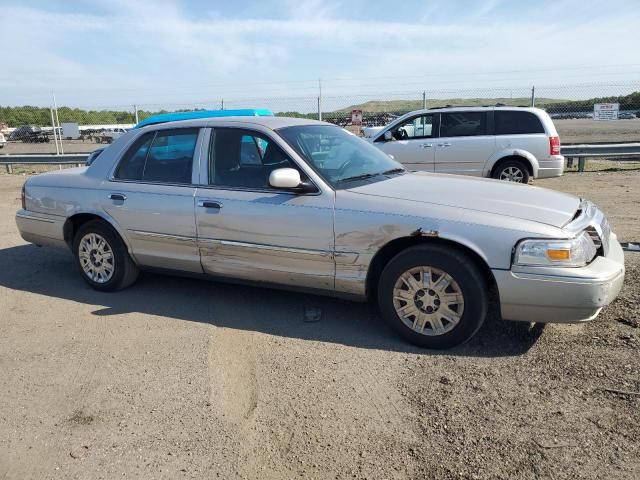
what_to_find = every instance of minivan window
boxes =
[440,112,486,137]
[495,111,545,135]
[382,114,434,141]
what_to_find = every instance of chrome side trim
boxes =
[198,238,333,257]
[15,213,56,224]
[129,230,196,243]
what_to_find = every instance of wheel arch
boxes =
[63,211,133,255]
[365,235,499,304]
[487,150,538,178]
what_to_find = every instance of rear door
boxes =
[102,128,203,273]
[194,127,335,291]
[434,111,495,176]
[374,113,435,171]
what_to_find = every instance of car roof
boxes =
[423,106,544,113]
[138,116,329,132]
[134,108,274,128]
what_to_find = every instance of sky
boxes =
[1,0,639,109]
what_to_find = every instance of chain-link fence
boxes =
[1,82,639,155]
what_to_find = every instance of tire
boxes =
[492,159,530,183]
[378,244,488,349]
[72,220,139,292]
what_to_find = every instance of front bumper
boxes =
[16,209,67,248]
[494,234,625,323]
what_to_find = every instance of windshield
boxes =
[277,125,405,187]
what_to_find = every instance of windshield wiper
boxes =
[381,168,406,176]
[336,172,381,184]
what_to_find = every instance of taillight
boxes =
[549,136,561,155]
[21,183,26,210]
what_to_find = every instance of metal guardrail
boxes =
[561,143,640,171]
[2,143,640,174]
[0,154,88,173]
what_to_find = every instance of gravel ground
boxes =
[0,171,638,479]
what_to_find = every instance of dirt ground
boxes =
[0,171,638,480]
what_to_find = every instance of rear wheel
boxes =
[378,244,488,349]
[492,159,530,183]
[73,220,139,291]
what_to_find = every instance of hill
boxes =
[336,97,570,113]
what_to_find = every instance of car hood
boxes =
[347,172,580,228]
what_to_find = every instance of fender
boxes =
[484,148,539,178]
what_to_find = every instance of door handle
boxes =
[198,200,223,209]
[420,143,433,148]
[437,143,452,147]
[108,193,126,201]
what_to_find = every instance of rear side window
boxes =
[440,112,486,137]
[114,128,199,184]
[114,133,153,180]
[495,111,545,135]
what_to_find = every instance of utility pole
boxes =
[221,99,225,110]
[50,105,60,155]
[422,90,427,110]
[134,105,139,124]
[52,93,64,154]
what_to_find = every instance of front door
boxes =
[195,127,335,291]
[374,113,435,171]
[102,127,203,273]
[434,111,495,176]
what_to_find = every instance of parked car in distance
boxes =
[16,116,624,349]
[94,127,128,144]
[0,132,6,148]
[618,112,636,120]
[367,106,564,183]
[8,125,51,143]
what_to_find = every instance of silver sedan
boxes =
[15,116,625,349]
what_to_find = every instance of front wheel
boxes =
[492,159,530,183]
[378,244,488,349]
[73,220,139,291]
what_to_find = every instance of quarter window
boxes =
[209,128,302,189]
[495,111,545,135]
[114,128,199,184]
[440,112,486,137]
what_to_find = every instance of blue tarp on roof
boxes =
[134,109,274,129]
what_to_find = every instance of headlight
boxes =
[514,231,598,267]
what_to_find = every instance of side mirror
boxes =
[383,130,393,141]
[269,168,301,188]
[269,168,317,193]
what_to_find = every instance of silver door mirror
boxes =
[383,130,393,141]
[269,168,301,189]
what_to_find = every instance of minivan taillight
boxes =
[549,136,561,155]
[21,183,26,210]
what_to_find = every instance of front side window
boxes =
[440,112,486,137]
[277,125,405,188]
[384,114,434,141]
[495,111,545,135]
[114,128,198,184]
[209,128,301,189]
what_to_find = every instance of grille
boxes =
[585,226,602,250]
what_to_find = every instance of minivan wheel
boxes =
[492,159,530,183]
[378,244,488,349]
[73,220,139,292]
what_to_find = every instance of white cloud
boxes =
[1,0,639,107]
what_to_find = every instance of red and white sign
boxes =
[351,109,363,126]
